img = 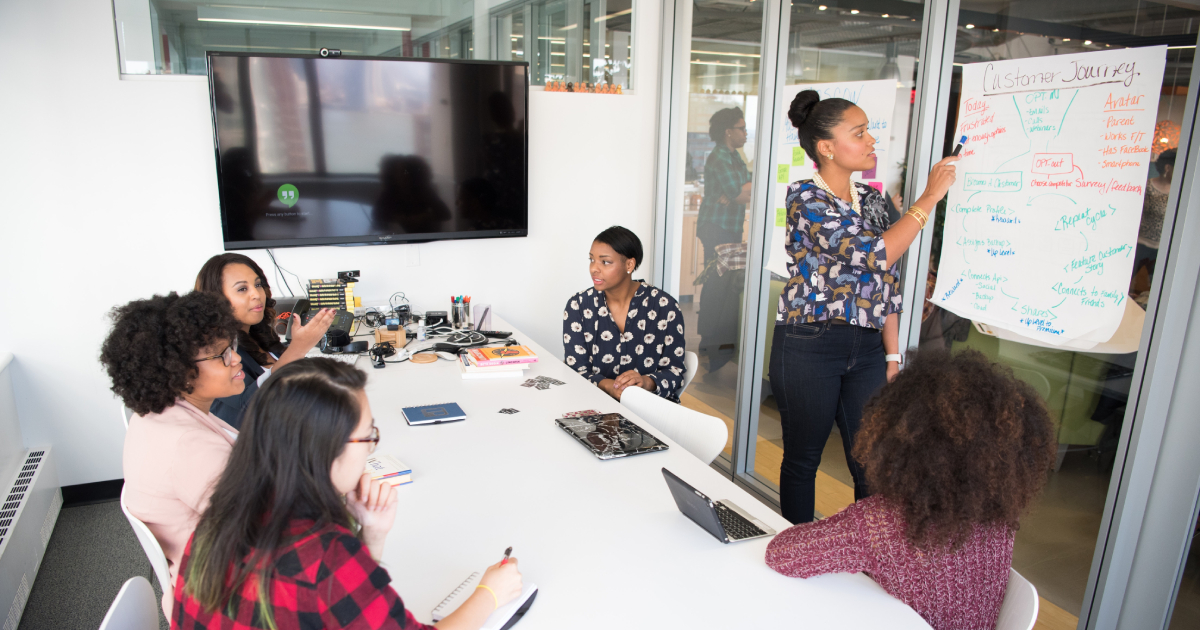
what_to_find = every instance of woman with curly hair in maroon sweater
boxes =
[765,348,1057,630]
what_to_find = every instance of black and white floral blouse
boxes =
[562,284,688,402]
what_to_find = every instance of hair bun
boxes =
[788,90,820,130]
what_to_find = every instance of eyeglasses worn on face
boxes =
[348,425,381,453]
[194,340,239,367]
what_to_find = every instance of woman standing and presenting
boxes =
[771,90,957,524]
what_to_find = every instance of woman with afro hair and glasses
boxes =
[100,291,247,617]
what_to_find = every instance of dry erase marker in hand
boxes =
[501,546,512,566]
[952,135,967,156]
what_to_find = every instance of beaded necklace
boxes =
[812,172,860,215]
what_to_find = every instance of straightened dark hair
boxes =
[183,358,367,626]
[195,253,282,366]
[788,90,856,169]
[594,225,643,271]
[1157,148,1177,172]
[708,107,744,144]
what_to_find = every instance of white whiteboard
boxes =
[767,80,899,277]
[931,46,1166,350]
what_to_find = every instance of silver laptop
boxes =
[662,468,776,543]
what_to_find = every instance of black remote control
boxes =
[478,330,513,338]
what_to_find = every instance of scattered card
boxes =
[499,408,520,414]
[521,375,566,390]
[561,409,601,418]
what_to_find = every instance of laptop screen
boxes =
[662,468,726,541]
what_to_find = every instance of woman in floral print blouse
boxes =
[563,226,688,402]
[770,89,958,524]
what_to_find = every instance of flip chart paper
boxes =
[767,80,898,277]
[931,47,1166,349]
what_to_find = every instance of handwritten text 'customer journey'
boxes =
[931,46,1166,347]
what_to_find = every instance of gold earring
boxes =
[827,153,834,159]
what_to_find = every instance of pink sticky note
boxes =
[868,181,883,192]
[862,165,877,178]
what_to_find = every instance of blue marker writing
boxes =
[952,135,967,157]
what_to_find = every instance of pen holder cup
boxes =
[453,303,471,330]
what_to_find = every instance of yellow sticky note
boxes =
[777,164,790,184]
[792,147,806,166]
[776,208,786,227]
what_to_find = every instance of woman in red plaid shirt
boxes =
[172,358,523,629]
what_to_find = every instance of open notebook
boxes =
[431,571,538,630]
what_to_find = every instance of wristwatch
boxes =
[885,354,903,364]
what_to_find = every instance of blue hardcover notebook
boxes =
[402,402,467,426]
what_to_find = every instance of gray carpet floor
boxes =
[17,501,168,630]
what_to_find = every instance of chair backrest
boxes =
[620,386,728,464]
[679,351,699,396]
[995,568,1039,630]
[119,486,174,601]
[121,404,134,429]
[98,576,159,630]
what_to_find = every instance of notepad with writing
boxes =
[431,572,538,630]
[402,402,467,426]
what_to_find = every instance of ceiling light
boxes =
[1084,40,1092,45]
[594,8,633,22]
[992,28,999,32]
[882,13,889,17]
[1161,138,1170,143]
[196,6,410,31]
[850,9,860,14]
[818,5,827,9]
[965,24,975,29]
[1063,38,1071,42]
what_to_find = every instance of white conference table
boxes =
[367,316,931,629]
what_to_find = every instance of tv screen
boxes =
[207,53,528,250]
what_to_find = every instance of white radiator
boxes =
[0,448,59,630]
[0,352,60,630]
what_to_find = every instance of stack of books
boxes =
[458,345,538,379]
[364,454,412,487]
[308,279,356,311]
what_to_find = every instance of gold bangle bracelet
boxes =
[907,209,928,223]
[905,211,927,229]
[908,205,927,219]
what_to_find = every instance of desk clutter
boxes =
[365,454,413,487]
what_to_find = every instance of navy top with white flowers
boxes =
[563,283,688,402]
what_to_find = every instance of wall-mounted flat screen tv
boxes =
[207,52,528,250]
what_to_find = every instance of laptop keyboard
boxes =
[716,503,767,540]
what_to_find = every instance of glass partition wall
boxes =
[916,3,1200,626]
[659,0,1200,628]
[669,0,767,459]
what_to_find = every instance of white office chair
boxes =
[98,576,159,630]
[120,404,134,429]
[679,351,699,396]
[119,486,173,620]
[620,386,728,464]
[995,568,1039,630]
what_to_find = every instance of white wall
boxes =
[0,0,663,486]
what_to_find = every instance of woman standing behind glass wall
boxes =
[771,90,958,524]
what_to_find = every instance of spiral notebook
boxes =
[431,571,538,630]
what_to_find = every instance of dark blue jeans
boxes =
[769,320,886,524]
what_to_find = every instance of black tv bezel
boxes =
[205,51,530,251]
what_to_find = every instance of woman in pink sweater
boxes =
[765,348,1056,630]
[100,291,246,617]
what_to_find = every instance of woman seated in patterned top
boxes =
[173,359,523,630]
[765,349,1056,630]
[563,226,688,402]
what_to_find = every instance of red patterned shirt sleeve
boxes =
[764,500,876,579]
[304,530,436,630]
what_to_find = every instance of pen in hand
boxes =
[500,546,512,566]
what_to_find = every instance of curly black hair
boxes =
[852,348,1057,551]
[100,292,240,416]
